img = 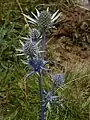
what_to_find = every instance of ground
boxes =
[46,6,90,71]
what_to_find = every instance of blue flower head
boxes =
[44,91,59,110]
[51,74,64,86]
[16,38,43,59]
[24,58,49,80]
[29,58,44,72]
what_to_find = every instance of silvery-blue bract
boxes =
[23,8,62,31]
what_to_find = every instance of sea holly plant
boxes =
[17,8,64,120]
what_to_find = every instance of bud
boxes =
[51,74,64,86]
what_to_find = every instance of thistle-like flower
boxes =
[23,8,61,31]
[16,40,38,57]
[44,91,59,110]
[51,74,64,86]
[16,39,43,58]
[24,58,49,80]
[37,10,51,31]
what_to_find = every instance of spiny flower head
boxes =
[23,40,38,57]
[23,8,62,31]
[24,58,49,80]
[44,91,59,110]
[37,10,51,31]
[16,39,40,58]
[51,74,64,86]
[30,28,40,41]
[29,58,45,72]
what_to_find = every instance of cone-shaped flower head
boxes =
[23,8,62,31]
[23,41,38,57]
[37,11,51,31]
[51,74,64,86]
[16,40,39,58]
[30,28,40,41]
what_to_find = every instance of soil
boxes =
[46,6,90,71]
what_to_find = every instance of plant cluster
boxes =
[17,8,64,120]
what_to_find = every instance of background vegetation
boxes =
[0,0,90,120]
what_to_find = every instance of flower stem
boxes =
[38,72,44,120]
[41,32,46,59]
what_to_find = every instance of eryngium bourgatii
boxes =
[23,8,62,31]
[51,74,64,86]
[16,39,43,58]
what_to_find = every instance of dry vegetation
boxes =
[46,5,90,69]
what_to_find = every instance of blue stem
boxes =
[38,72,44,120]
[41,32,46,59]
